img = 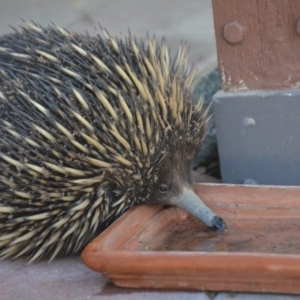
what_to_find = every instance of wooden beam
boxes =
[212,0,300,91]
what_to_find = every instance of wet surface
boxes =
[130,203,300,254]
[139,217,300,254]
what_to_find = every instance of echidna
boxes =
[0,22,226,262]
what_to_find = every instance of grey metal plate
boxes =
[213,90,300,185]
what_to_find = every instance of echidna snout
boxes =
[148,157,226,230]
[0,21,226,262]
[166,188,226,230]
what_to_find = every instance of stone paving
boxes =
[0,0,299,299]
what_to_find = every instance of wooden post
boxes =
[212,0,300,91]
[211,0,300,185]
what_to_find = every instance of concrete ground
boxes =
[0,1,299,299]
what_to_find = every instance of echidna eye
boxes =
[159,184,168,194]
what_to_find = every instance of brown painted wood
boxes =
[212,0,300,91]
[82,183,300,293]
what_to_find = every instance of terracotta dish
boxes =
[82,184,300,294]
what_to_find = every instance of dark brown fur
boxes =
[0,22,207,262]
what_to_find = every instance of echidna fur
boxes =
[0,21,210,262]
